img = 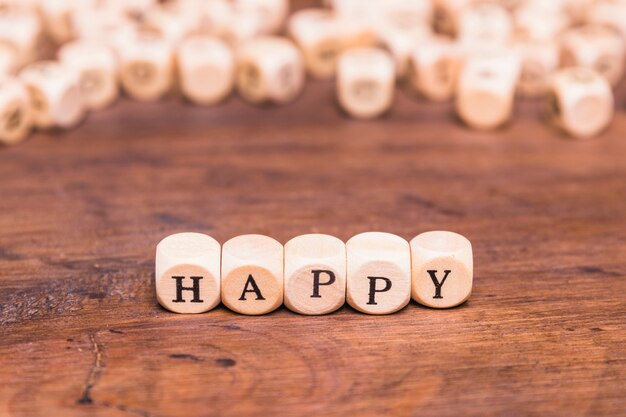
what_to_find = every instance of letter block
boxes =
[177,35,235,106]
[337,48,395,119]
[346,232,411,315]
[19,61,85,129]
[222,234,283,315]
[410,231,473,308]
[58,40,119,110]
[546,67,614,139]
[408,36,461,102]
[284,234,346,315]
[236,36,304,105]
[0,77,32,146]
[155,233,221,314]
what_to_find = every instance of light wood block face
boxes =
[155,233,221,314]
[19,61,85,129]
[456,53,520,130]
[515,40,559,98]
[547,67,614,139]
[346,232,411,315]
[376,24,432,78]
[513,3,569,42]
[410,231,473,309]
[235,0,289,35]
[221,234,283,315]
[560,25,626,87]
[408,36,461,102]
[177,36,235,106]
[0,78,32,146]
[58,41,119,111]
[284,234,346,315]
[236,36,304,105]
[288,9,376,80]
[117,31,174,102]
[457,2,512,48]
[337,48,395,119]
[0,8,41,67]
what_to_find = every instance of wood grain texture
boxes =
[1,23,626,417]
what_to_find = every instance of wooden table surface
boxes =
[1,72,626,416]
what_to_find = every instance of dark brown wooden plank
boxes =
[1,73,625,416]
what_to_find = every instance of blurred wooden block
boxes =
[0,7,42,67]
[142,3,202,45]
[560,25,626,87]
[284,234,346,315]
[410,231,473,309]
[587,0,626,41]
[235,0,289,35]
[236,36,304,105]
[408,36,461,102]
[0,77,31,146]
[513,2,569,42]
[39,0,81,45]
[432,0,473,36]
[346,232,411,315]
[456,53,520,130]
[546,67,614,138]
[376,24,432,78]
[515,40,560,98]
[117,30,175,102]
[58,41,119,110]
[177,36,234,106]
[71,6,134,43]
[337,48,395,119]
[19,61,84,129]
[221,234,283,315]
[288,9,376,80]
[155,233,221,314]
[457,2,512,49]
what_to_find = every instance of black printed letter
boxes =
[427,270,451,299]
[239,275,266,301]
[311,270,336,298]
[367,277,392,305]
[171,276,203,303]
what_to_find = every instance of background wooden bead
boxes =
[560,25,626,87]
[221,234,283,315]
[515,40,560,97]
[117,31,175,102]
[456,53,521,130]
[546,67,614,138]
[376,24,432,78]
[346,232,411,315]
[177,36,234,106]
[155,233,221,314]
[284,234,346,315]
[39,0,82,45]
[235,0,289,35]
[587,0,626,41]
[58,41,119,110]
[513,2,569,42]
[408,36,461,102]
[410,231,473,309]
[19,60,85,129]
[337,48,395,119]
[0,7,42,68]
[236,36,304,105]
[0,77,32,146]
[457,2,513,49]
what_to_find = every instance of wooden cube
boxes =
[236,36,304,105]
[587,0,626,41]
[284,234,346,315]
[337,48,395,119]
[142,3,202,45]
[408,36,461,102]
[515,40,560,98]
[410,231,473,309]
[457,3,512,49]
[177,36,234,106]
[432,0,472,36]
[39,0,81,45]
[117,30,175,102]
[221,234,283,315]
[546,67,614,139]
[513,3,569,42]
[456,53,521,130]
[71,6,134,43]
[560,25,626,87]
[288,9,376,79]
[235,0,289,35]
[0,44,18,76]
[0,77,32,146]
[19,61,85,129]
[346,232,411,315]
[58,41,119,110]
[155,233,221,314]
[0,8,42,67]
[376,24,432,78]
